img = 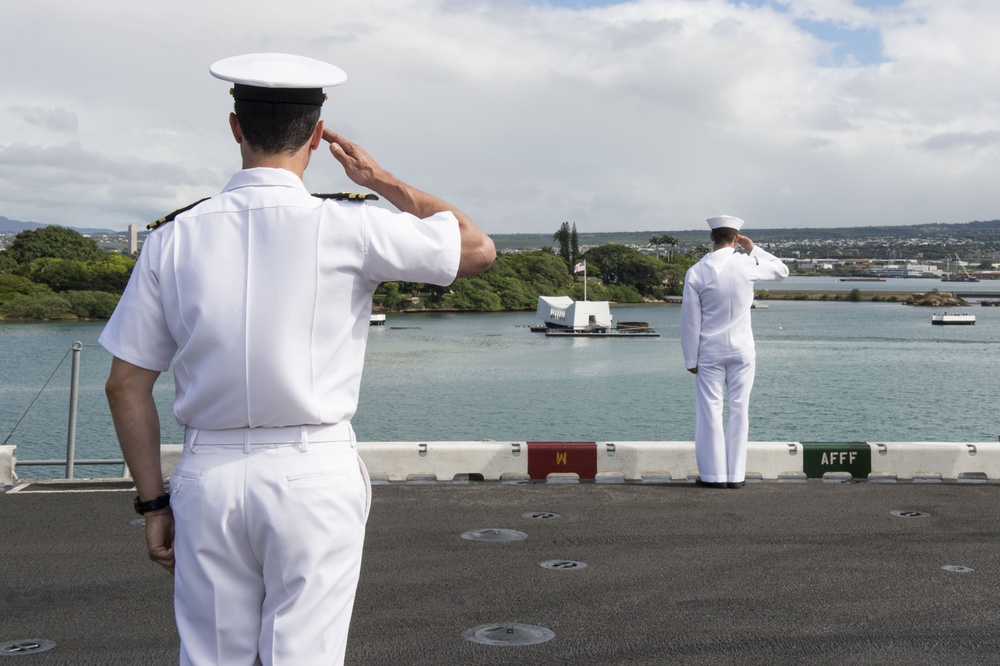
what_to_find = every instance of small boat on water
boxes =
[931,313,975,325]
[840,277,886,282]
[370,314,386,326]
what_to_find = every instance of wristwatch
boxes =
[134,493,171,515]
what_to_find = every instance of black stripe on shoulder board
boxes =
[313,192,380,201]
[147,198,211,230]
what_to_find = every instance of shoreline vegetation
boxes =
[0,225,984,322]
[754,289,971,306]
[376,290,970,315]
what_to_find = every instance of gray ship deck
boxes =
[3,479,1000,665]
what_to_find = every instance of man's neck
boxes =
[241,147,310,179]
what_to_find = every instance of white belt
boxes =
[185,423,354,451]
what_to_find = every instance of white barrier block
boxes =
[157,442,528,483]
[358,442,527,482]
[598,441,803,481]
[0,445,16,486]
[597,442,696,481]
[161,445,183,479]
[746,442,803,479]
[870,442,1000,480]
[959,442,1000,479]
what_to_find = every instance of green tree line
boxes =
[1,225,698,320]
[0,226,132,320]
[373,238,697,312]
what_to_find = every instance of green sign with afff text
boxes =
[802,442,872,479]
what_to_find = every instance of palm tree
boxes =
[649,234,680,262]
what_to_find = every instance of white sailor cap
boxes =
[706,215,745,231]
[209,53,347,106]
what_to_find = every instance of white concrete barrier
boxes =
[1,445,16,486]
[154,442,528,483]
[597,442,697,481]
[870,442,1000,480]
[141,441,1000,484]
[160,445,183,480]
[357,442,527,482]
[747,441,804,479]
[596,441,803,481]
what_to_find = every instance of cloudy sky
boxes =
[1,0,999,234]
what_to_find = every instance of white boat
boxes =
[369,313,386,326]
[931,313,975,325]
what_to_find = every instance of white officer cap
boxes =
[210,53,347,106]
[706,215,745,230]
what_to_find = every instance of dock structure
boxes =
[4,476,1000,664]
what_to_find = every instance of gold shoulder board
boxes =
[147,198,211,230]
[313,192,380,201]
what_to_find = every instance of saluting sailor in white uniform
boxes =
[101,53,495,665]
[680,216,788,489]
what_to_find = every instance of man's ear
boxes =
[308,120,325,151]
[229,112,243,144]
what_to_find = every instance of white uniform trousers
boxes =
[694,352,756,484]
[169,423,371,666]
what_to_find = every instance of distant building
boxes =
[128,224,137,255]
[867,259,939,278]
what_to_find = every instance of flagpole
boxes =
[584,262,587,301]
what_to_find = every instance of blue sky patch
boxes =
[731,0,896,66]
[800,21,884,66]
[531,0,631,7]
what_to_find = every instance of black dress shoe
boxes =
[726,482,745,489]
[696,479,727,489]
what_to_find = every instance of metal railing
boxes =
[4,342,126,478]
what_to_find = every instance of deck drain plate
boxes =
[461,528,528,543]
[1,639,56,656]
[943,565,975,573]
[522,511,561,520]
[891,510,931,519]
[464,623,555,646]
[540,559,587,570]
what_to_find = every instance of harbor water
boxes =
[2,286,999,479]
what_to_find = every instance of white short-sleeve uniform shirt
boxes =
[100,167,461,430]
[680,246,788,368]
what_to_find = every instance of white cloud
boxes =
[0,0,998,232]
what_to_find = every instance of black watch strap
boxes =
[134,493,171,515]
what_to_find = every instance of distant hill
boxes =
[4,213,1000,248]
[0,216,117,235]
[0,216,46,233]
[490,219,1000,251]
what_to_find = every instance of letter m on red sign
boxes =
[526,442,598,480]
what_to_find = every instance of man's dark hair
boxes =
[234,101,321,154]
[710,227,738,245]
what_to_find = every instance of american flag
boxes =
[573,261,586,273]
